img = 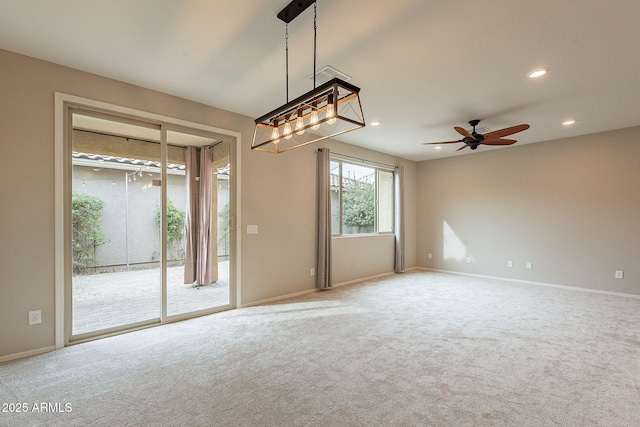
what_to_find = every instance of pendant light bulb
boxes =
[326,103,336,125]
[283,121,293,140]
[326,95,336,125]
[295,109,305,135]
[271,126,280,145]
[310,109,320,130]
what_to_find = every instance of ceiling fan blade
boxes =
[482,140,516,146]
[423,139,464,145]
[456,144,468,151]
[483,124,530,139]
[454,126,473,138]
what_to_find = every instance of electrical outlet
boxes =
[29,310,41,325]
[615,270,624,279]
[507,260,513,268]
[310,267,315,276]
[526,262,533,270]
[466,256,471,264]
[428,253,432,259]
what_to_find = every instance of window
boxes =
[330,158,394,236]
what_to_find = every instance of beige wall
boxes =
[2,44,637,361]
[240,134,417,302]
[2,45,637,360]
[0,49,417,359]
[417,126,640,294]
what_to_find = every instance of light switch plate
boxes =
[247,225,258,234]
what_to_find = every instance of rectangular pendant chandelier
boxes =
[251,0,365,154]
[252,77,365,154]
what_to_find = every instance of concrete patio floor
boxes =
[72,261,230,335]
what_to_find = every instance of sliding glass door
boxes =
[68,110,234,340]
[71,113,162,336]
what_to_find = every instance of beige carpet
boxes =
[2,271,640,426]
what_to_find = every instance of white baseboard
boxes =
[418,267,640,300]
[241,289,317,308]
[0,346,56,364]
[241,270,411,307]
[333,271,396,288]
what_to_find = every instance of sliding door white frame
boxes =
[54,92,242,349]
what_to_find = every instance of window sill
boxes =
[332,233,394,239]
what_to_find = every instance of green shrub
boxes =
[155,200,185,262]
[343,181,375,229]
[72,192,107,274]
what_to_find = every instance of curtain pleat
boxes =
[183,147,198,284]
[184,146,214,285]
[316,148,332,290]
[197,147,213,285]
[394,165,405,273]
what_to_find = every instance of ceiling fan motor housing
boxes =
[471,132,485,141]
[469,119,485,144]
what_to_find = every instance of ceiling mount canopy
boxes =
[276,0,316,23]
[252,0,365,154]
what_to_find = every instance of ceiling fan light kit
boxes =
[251,0,365,154]
[425,119,530,151]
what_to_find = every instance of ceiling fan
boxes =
[424,119,530,151]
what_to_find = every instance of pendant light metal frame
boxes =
[251,0,365,154]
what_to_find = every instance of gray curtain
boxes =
[394,165,405,273]
[316,148,332,290]
[184,146,198,284]
[184,146,214,285]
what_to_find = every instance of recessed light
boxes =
[370,120,381,126]
[562,119,576,126]
[434,146,442,150]
[528,67,549,78]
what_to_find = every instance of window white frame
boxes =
[330,156,394,237]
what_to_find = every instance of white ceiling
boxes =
[1,0,640,161]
